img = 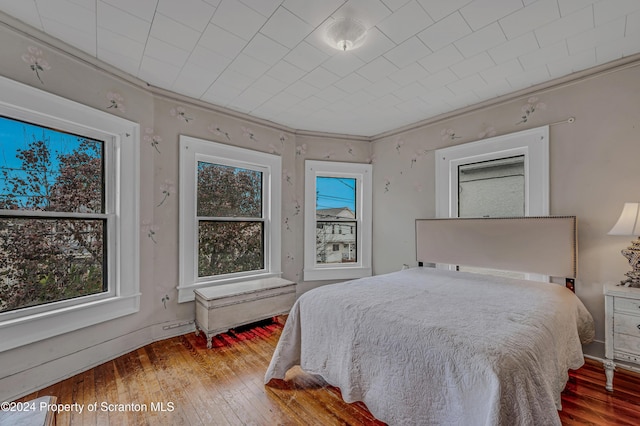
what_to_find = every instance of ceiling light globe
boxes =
[326,18,366,52]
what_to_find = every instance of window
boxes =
[304,160,372,281]
[435,125,549,218]
[179,136,281,302]
[0,75,139,352]
[435,125,548,280]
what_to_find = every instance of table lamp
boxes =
[608,202,640,287]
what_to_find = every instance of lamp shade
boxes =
[608,202,640,236]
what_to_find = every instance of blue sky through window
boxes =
[316,176,356,211]
[0,115,102,208]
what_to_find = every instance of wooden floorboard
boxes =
[14,319,640,425]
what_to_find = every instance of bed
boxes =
[265,217,595,425]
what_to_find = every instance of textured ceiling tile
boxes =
[260,6,314,49]
[593,0,640,25]
[172,62,219,98]
[100,0,158,22]
[210,0,267,41]
[301,67,341,88]
[454,22,506,58]
[417,12,472,52]
[547,48,596,77]
[534,6,593,47]
[283,41,329,72]
[479,58,523,84]
[518,40,568,70]
[321,54,366,77]
[566,17,624,55]
[150,13,200,52]
[558,0,598,16]
[97,1,151,44]
[418,44,464,74]
[384,37,431,68]
[0,0,44,29]
[446,73,486,94]
[450,52,495,78]
[188,45,232,73]
[380,0,411,11]
[334,73,371,93]
[499,0,560,39]
[138,55,181,86]
[266,60,307,84]
[357,56,399,82]
[352,27,396,63]
[98,26,145,61]
[282,0,346,26]
[228,54,270,79]
[243,33,290,66]
[41,17,96,55]
[334,0,392,28]
[416,0,473,22]
[143,37,190,67]
[506,65,551,90]
[156,0,215,32]
[198,23,246,59]
[488,32,539,64]
[459,0,523,31]
[239,0,281,17]
[377,1,434,44]
[388,62,429,85]
[284,79,320,99]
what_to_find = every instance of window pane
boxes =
[316,176,356,214]
[457,155,525,218]
[0,218,106,313]
[198,221,264,276]
[197,162,262,218]
[316,221,357,264]
[0,115,104,213]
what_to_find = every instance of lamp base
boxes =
[618,238,640,288]
[618,277,640,288]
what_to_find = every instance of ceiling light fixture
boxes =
[325,17,367,52]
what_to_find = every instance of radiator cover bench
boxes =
[194,277,296,348]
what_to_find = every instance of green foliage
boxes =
[196,162,264,277]
[0,135,105,313]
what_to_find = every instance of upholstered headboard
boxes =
[415,216,577,278]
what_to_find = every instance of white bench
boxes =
[194,277,296,348]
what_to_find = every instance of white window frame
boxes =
[178,136,282,302]
[304,160,372,281]
[435,125,549,280]
[0,75,140,352]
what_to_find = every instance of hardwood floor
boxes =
[15,319,640,425]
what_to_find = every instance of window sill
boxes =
[303,267,372,282]
[0,293,140,352]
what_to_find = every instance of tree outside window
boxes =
[178,136,282,302]
[197,162,264,277]
[0,115,106,313]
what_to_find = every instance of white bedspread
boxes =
[265,268,595,425]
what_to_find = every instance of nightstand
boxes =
[603,284,640,391]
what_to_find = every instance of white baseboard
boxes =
[1,320,195,402]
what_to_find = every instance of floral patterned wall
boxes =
[0,21,371,398]
[370,62,640,346]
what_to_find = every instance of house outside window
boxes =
[0,75,139,352]
[304,160,371,281]
[179,136,281,302]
